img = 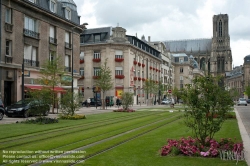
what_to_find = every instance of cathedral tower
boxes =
[210,14,232,76]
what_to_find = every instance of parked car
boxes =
[237,98,247,106]
[247,99,250,104]
[82,98,102,107]
[5,100,50,118]
[161,99,170,105]
[106,96,114,106]
[0,99,5,120]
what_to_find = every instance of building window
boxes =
[28,0,36,3]
[94,51,101,59]
[5,8,12,24]
[115,67,123,75]
[24,16,39,38]
[180,67,183,73]
[6,40,12,56]
[180,76,183,89]
[80,68,84,76]
[49,25,57,44]
[94,67,100,76]
[24,45,38,67]
[80,52,84,60]
[137,70,140,77]
[115,50,123,59]
[65,31,71,48]
[50,0,57,13]
[64,55,70,72]
[142,71,144,78]
[94,34,100,42]
[49,51,56,62]
[219,20,222,37]
[65,8,71,20]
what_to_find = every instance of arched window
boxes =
[219,20,222,37]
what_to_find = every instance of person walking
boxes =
[87,97,91,108]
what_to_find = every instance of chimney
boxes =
[148,36,151,42]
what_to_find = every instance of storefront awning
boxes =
[24,85,66,93]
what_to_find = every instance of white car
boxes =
[237,98,248,106]
[161,99,170,105]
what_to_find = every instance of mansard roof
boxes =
[163,38,212,53]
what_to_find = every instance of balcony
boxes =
[64,67,72,72]
[5,55,13,64]
[23,29,40,39]
[49,37,57,44]
[5,23,13,32]
[65,42,72,49]
[24,59,39,67]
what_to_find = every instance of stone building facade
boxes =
[0,0,82,106]
[79,26,162,104]
[164,14,232,78]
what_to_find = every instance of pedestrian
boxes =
[87,97,91,108]
[116,98,120,108]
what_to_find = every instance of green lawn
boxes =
[0,109,247,166]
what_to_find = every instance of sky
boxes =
[74,0,250,67]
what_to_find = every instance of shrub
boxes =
[21,117,58,124]
[113,109,135,112]
[59,114,86,120]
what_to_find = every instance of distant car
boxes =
[0,99,5,120]
[237,98,247,106]
[247,99,250,104]
[5,100,50,118]
[161,99,170,105]
[82,98,102,107]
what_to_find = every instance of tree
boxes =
[60,92,81,116]
[180,75,234,145]
[245,83,250,99]
[144,79,159,105]
[94,59,113,109]
[27,88,52,117]
[39,57,65,113]
[121,92,133,110]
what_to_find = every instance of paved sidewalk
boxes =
[235,108,250,166]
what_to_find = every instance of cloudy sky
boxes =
[74,0,250,67]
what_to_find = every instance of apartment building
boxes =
[79,26,162,104]
[0,0,82,106]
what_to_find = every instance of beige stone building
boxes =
[0,0,83,106]
[79,26,162,104]
[243,55,250,97]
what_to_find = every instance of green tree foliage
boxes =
[144,79,159,105]
[60,92,81,116]
[94,59,113,109]
[121,92,134,110]
[27,88,51,117]
[39,57,65,113]
[245,83,250,99]
[179,75,234,145]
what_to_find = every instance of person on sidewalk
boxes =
[87,97,91,108]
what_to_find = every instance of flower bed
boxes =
[115,75,125,79]
[138,62,141,66]
[142,64,145,67]
[160,136,243,159]
[21,117,58,124]
[133,61,138,65]
[115,58,124,62]
[93,76,100,79]
[80,59,84,64]
[134,77,137,80]
[113,109,135,112]
[60,114,86,120]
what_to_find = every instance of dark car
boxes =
[247,99,250,104]
[0,99,5,120]
[5,100,50,118]
[82,98,102,107]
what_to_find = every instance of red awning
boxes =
[24,85,66,93]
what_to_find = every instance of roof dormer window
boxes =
[65,8,71,20]
[50,0,57,13]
